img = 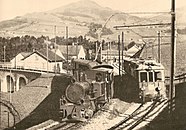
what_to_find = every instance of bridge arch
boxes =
[17,76,28,90]
[6,75,15,93]
[0,99,20,128]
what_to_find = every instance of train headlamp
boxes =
[145,65,152,71]
[62,99,67,104]
[141,86,145,91]
[155,86,161,92]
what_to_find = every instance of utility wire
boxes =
[114,23,171,29]
[124,12,170,15]
[38,23,65,27]
[130,13,170,26]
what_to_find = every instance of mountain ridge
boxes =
[0,0,143,38]
[0,0,185,39]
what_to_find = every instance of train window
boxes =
[155,72,162,81]
[75,63,77,69]
[85,70,95,80]
[140,72,147,82]
[101,84,105,94]
[79,65,89,71]
[149,72,153,82]
[106,73,110,81]
[96,73,102,82]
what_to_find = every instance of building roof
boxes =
[20,52,32,58]
[126,45,140,56]
[85,36,98,42]
[22,49,65,62]
[58,45,84,59]
[38,49,65,62]
[127,41,136,49]
[102,44,142,57]
[10,52,32,61]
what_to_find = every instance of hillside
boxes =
[177,6,186,27]
[0,0,145,38]
[143,5,186,27]
[0,0,185,45]
[49,0,142,23]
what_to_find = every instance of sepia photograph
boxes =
[0,0,186,129]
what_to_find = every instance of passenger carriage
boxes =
[124,58,166,102]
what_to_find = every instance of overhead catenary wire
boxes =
[125,28,156,44]
[123,11,170,15]
[113,21,171,49]
[130,12,171,27]
[113,22,171,45]
[114,23,171,29]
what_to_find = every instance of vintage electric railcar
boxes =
[59,59,114,121]
[123,58,167,102]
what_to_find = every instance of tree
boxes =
[27,42,33,51]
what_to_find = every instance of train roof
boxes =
[72,59,99,69]
[92,64,114,69]
[92,64,114,73]
[124,58,164,71]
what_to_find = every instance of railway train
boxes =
[123,57,167,102]
[59,59,114,121]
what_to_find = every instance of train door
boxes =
[93,72,107,103]
[147,71,156,95]
[104,72,110,101]
[154,70,166,97]
[139,70,161,98]
[109,73,114,98]
[139,71,148,89]
[106,72,114,100]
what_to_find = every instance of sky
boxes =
[0,0,185,21]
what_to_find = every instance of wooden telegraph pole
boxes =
[3,46,6,63]
[66,26,69,73]
[0,79,1,127]
[54,25,57,74]
[169,0,176,115]
[66,26,69,62]
[118,35,121,77]
[157,31,161,63]
[121,32,124,77]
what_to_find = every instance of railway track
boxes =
[45,122,78,130]
[108,99,167,130]
[27,120,79,130]
[27,99,167,130]
[107,103,144,130]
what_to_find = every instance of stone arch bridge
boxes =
[0,68,43,92]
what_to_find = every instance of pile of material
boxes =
[74,98,133,130]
